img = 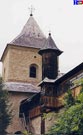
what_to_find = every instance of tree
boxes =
[48,80,83,135]
[0,77,12,135]
[64,89,76,108]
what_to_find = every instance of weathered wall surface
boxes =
[2,47,10,82]
[2,45,42,134]
[31,116,41,134]
[45,112,58,134]
[2,45,42,85]
[72,85,82,97]
[30,112,58,135]
[7,92,32,134]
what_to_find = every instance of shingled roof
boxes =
[4,82,40,93]
[10,15,46,49]
[39,33,63,55]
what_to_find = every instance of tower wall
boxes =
[31,117,41,134]
[2,45,42,85]
[2,47,10,82]
[7,92,31,134]
[42,51,58,79]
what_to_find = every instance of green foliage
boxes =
[48,80,83,135]
[64,89,76,109]
[0,77,12,135]
[43,112,56,120]
[22,130,32,135]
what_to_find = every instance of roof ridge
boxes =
[10,15,46,45]
[39,34,63,55]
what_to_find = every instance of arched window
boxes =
[29,64,37,78]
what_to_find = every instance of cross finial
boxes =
[28,5,35,16]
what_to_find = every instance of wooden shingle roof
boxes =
[4,82,40,93]
[1,15,47,61]
[10,15,46,49]
[39,33,63,55]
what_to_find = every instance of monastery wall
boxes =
[31,116,41,134]
[2,47,10,82]
[7,92,31,134]
[3,45,42,84]
[31,112,58,135]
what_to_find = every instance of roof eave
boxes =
[38,48,63,56]
[54,62,83,84]
[8,90,40,93]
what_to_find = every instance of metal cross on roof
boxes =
[28,5,35,16]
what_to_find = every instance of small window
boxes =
[30,65,36,78]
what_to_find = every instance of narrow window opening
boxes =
[30,66,36,78]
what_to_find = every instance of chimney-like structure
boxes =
[38,33,63,135]
[39,33,63,79]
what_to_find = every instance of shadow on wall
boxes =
[14,131,22,134]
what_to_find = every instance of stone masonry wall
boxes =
[31,116,41,135]
[3,45,42,85]
[7,92,32,134]
[2,47,10,82]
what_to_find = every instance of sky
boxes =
[0,0,83,75]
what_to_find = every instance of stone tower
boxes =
[1,14,46,134]
[1,14,46,84]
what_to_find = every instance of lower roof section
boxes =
[4,82,40,93]
[39,62,83,86]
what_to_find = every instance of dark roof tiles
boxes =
[39,33,63,55]
[10,16,46,49]
[10,36,46,49]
